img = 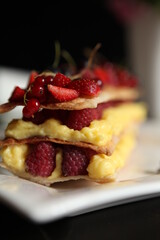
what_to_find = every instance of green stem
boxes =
[52,41,61,69]
[61,49,76,67]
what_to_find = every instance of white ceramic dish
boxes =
[0,120,160,223]
[0,66,29,126]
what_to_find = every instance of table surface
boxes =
[1,196,160,240]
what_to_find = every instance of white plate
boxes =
[0,120,160,223]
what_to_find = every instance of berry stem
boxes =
[61,49,76,67]
[70,73,82,80]
[69,43,102,81]
[87,42,102,69]
[52,40,61,69]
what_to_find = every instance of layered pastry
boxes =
[0,60,147,186]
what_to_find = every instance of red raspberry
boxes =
[53,109,69,123]
[66,108,98,130]
[66,78,100,96]
[97,100,123,118]
[84,148,96,159]
[26,142,56,177]
[53,72,71,87]
[62,146,90,176]
[22,109,47,124]
[9,86,25,102]
[22,109,67,125]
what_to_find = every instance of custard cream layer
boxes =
[5,103,146,147]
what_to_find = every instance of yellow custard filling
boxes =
[1,133,135,180]
[5,103,146,147]
[87,133,135,179]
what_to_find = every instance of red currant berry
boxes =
[27,81,46,103]
[34,76,46,86]
[23,98,40,118]
[31,84,45,98]
[45,75,54,85]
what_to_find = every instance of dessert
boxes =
[0,46,147,186]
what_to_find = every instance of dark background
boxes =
[0,0,126,72]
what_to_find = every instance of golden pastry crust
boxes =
[41,87,139,110]
[0,135,119,155]
[0,87,139,113]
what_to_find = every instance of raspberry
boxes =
[84,148,96,159]
[22,109,67,124]
[62,146,90,176]
[23,109,47,124]
[66,108,98,130]
[54,109,69,123]
[66,78,100,96]
[26,142,56,177]
[97,100,123,118]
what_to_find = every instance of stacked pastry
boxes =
[0,63,146,186]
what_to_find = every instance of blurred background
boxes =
[0,0,160,124]
[0,0,126,70]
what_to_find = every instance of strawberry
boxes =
[9,86,25,102]
[47,85,79,102]
[93,66,108,83]
[116,67,138,87]
[94,65,118,85]
[66,78,100,97]
[53,72,71,87]
[28,70,39,86]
